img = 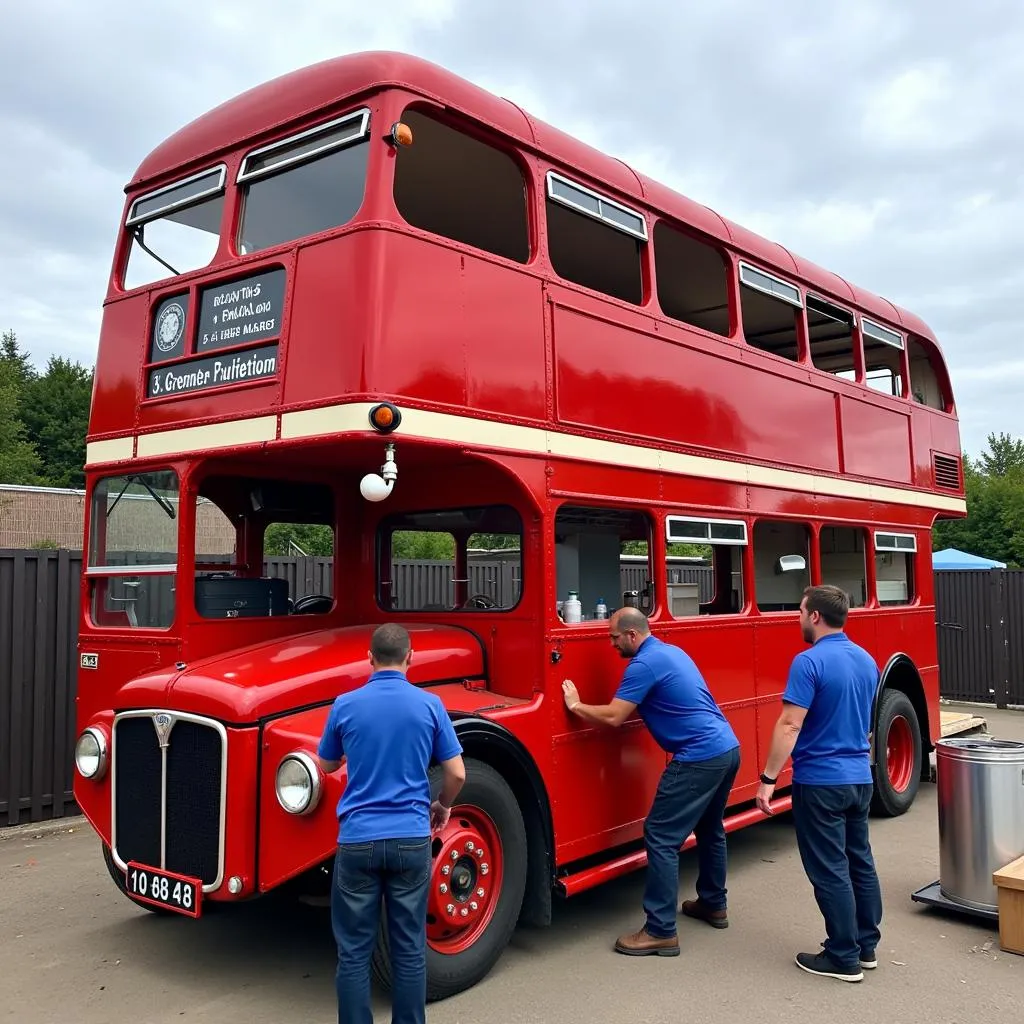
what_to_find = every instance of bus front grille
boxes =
[112,712,225,889]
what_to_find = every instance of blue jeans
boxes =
[643,746,741,938]
[791,783,883,968]
[331,837,431,1024]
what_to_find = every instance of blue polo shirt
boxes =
[782,633,878,785]
[318,670,463,843]
[614,636,738,762]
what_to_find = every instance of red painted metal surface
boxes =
[75,50,963,944]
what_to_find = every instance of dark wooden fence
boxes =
[935,568,1024,708]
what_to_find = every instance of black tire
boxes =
[870,689,923,817]
[101,843,172,915]
[371,759,528,1002]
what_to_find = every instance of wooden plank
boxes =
[7,554,26,825]
[52,550,71,819]
[31,554,49,822]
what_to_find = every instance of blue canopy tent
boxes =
[932,547,1007,570]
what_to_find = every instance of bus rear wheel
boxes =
[870,689,922,817]
[371,759,528,1002]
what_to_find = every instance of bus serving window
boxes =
[654,223,731,337]
[819,526,868,608]
[193,477,335,618]
[237,110,371,253]
[123,167,225,290]
[664,516,746,617]
[874,532,916,605]
[753,519,810,611]
[377,506,522,612]
[87,471,179,628]
[554,505,652,621]
[394,109,529,263]
[739,262,802,362]
[546,172,645,304]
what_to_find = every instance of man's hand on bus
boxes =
[562,680,636,727]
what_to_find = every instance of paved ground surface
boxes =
[3,708,1023,1023]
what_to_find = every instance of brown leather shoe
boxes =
[614,926,680,957]
[680,899,729,929]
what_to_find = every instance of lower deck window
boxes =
[378,506,522,612]
[820,526,868,608]
[754,520,810,611]
[874,532,916,605]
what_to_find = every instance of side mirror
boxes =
[776,554,806,574]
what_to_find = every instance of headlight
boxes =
[75,727,108,780]
[275,752,321,815]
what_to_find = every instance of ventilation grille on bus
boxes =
[933,453,962,490]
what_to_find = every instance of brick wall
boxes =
[0,486,236,552]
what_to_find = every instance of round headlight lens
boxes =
[276,753,321,815]
[75,728,107,780]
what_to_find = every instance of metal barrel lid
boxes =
[936,736,1024,761]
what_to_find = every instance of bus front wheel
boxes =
[870,689,923,817]
[371,758,528,1002]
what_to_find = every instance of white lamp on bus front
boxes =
[75,727,109,780]
[360,442,398,502]
[275,752,322,815]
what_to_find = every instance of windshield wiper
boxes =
[131,225,179,277]
[106,475,176,520]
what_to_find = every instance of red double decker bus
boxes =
[73,51,965,998]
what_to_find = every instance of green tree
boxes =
[391,531,456,560]
[20,357,93,488]
[1,329,35,389]
[264,523,334,556]
[0,360,42,484]
[977,431,1024,478]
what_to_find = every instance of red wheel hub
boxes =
[886,714,914,793]
[427,806,503,954]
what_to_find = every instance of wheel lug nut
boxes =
[439,883,448,894]
[447,904,455,915]
[470,901,478,911]
[441,865,450,876]
[465,841,475,852]
[475,848,484,858]
[450,850,459,861]
[480,864,489,875]
[476,888,485,898]
[460,908,469,917]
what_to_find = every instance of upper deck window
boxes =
[861,318,905,398]
[123,167,225,290]
[908,335,951,411]
[807,295,856,379]
[394,109,529,263]
[237,109,370,253]
[739,262,802,362]
[654,222,731,337]
[545,172,645,304]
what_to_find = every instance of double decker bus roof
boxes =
[130,50,939,348]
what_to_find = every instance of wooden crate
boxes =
[994,854,1024,955]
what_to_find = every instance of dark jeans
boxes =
[331,837,431,1024]
[642,746,741,938]
[791,783,883,968]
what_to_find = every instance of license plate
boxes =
[126,862,202,918]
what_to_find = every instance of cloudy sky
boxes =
[2,1,1021,457]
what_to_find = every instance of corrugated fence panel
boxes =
[1003,570,1024,705]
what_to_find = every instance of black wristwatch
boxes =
[759,772,777,785]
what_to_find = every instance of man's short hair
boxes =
[802,585,849,628]
[371,623,411,665]
[616,606,651,634]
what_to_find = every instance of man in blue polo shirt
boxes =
[756,584,882,984]
[562,606,740,957]
[318,623,466,1024]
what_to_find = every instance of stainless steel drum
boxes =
[936,736,1024,912]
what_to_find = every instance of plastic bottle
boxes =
[595,597,608,619]
[563,590,582,623]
